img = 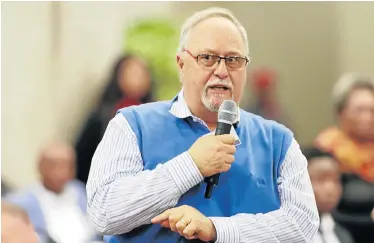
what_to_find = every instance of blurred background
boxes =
[2,1,374,187]
[1,1,374,243]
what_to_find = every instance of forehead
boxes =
[121,58,144,70]
[308,157,340,175]
[346,88,374,108]
[187,17,246,55]
[41,146,75,166]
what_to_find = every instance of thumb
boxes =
[217,134,235,145]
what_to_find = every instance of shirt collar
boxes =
[169,89,241,124]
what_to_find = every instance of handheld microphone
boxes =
[204,100,238,199]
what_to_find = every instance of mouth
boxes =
[208,84,231,91]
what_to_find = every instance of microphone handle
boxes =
[204,173,221,199]
[204,122,232,199]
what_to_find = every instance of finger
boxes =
[160,220,170,228]
[217,134,236,145]
[222,144,236,154]
[182,220,199,239]
[151,210,172,224]
[168,213,184,232]
[221,163,231,173]
[175,218,189,235]
[223,154,235,164]
[185,234,197,240]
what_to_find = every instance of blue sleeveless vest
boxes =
[105,99,293,243]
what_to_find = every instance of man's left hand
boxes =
[151,205,217,242]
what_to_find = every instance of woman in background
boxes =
[75,54,154,184]
[314,73,374,243]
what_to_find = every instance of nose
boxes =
[324,181,339,195]
[213,60,229,80]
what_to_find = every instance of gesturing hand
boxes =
[151,205,217,242]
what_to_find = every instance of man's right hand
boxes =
[188,134,236,177]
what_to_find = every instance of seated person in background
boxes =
[1,202,39,243]
[304,147,354,243]
[314,73,374,243]
[5,141,100,243]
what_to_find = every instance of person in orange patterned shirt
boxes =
[314,73,374,243]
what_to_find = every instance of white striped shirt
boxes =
[86,92,319,243]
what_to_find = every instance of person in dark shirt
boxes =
[75,54,154,184]
[304,147,354,243]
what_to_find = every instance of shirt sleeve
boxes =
[86,113,204,235]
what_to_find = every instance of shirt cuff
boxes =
[209,217,240,243]
[164,151,204,194]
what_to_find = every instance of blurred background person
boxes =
[303,147,354,243]
[1,202,39,243]
[75,54,154,184]
[314,73,374,243]
[4,141,100,243]
[244,67,290,127]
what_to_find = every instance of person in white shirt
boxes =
[5,141,100,243]
[304,147,354,243]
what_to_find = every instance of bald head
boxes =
[38,141,76,193]
[186,17,246,57]
[178,7,249,54]
[39,141,75,165]
[1,202,39,243]
[1,202,29,223]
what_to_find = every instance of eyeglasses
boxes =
[184,49,249,70]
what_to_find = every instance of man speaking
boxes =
[87,7,319,243]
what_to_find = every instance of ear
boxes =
[176,53,184,71]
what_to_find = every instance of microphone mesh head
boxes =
[218,100,238,124]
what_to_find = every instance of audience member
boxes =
[244,67,289,126]
[314,73,374,243]
[5,141,99,243]
[304,147,354,243]
[75,54,154,184]
[1,202,39,243]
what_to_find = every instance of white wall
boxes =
[2,2,55,186]
[336,2,374,76]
